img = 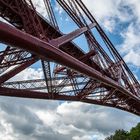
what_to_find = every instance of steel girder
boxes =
[0,22,140,115]
[0,87,139,116]
[0,0,140,116]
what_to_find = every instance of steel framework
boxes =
[0,0,140,115]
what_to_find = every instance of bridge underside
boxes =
[0,0,140,116]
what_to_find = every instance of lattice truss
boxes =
[0,0,140,115]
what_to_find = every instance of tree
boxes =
[105,123,140,140]
[105,129,128,140]
[128,123,140,140]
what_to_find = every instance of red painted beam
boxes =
[0,87,139,116]
[49,23,96,47]
[79,50,96,61]
[54,50,96,73]
[49,26,87,47]
[0,22,139,102]
[0,87,79,100]
[0,58,37,84]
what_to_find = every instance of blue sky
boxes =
[0,0,140,140]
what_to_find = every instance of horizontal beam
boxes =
[49,27,87,47]
[0,87,78,100]
[0,87,139,116]
[0,22,139,103]
[79,50,96,61]
[49,23,96,47]
[3,79,87,90]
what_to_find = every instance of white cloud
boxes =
[124,50,140,67]
[1,0,140,140]
[8,67,44,82]
[28,0,47,18]
[82,0,140,67]
[0,17,13,26]
[0,17,7,23]
[83,0,133,32]
[120,24,140,53]
[125,0,140,22]
[0,119,16,140]
[102,18,116,33]
[120,23,140,67]
[0,99,140,140]
[73,135,93,140]
[83,0,120,20]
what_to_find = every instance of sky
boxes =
[0,0,140,140]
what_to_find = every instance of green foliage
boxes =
[128,123,140,140]
[105,129,128,140]
[105,123,140,140]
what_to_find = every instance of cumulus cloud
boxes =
[0,98,140,140]
[83,0,133,32]
[28,0,47,18]
[83,0,140,67]
[120,23,140,67]
[8,67,44,82]
[0,0,140,140]
[124,50,140,67]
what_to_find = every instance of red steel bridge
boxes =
[0,0,140,115]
